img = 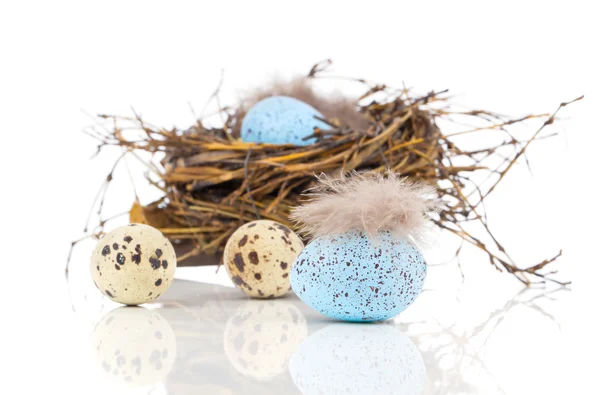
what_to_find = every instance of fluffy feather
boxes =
[291,170,440,244]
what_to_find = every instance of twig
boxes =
[82,61,582,286]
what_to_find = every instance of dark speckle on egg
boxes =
[275,223,292,237]
[150,257,161,270]
[248,251,259,265]
[132,244,142,264]
[233,253,246,272]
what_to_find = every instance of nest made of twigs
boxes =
[83,60,580,286]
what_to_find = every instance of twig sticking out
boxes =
[82,62,581,285]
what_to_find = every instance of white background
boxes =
[1,1,598,394]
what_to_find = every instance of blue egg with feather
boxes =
[241,96,329,146]
[290,230,426,322]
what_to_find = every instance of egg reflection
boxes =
[223,299,308,380]
[289,324,425,395]
[90,307,176,387]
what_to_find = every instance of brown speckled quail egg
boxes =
[223,220,304,298]
[90,307,176,387]
[90,223,177,305]
[223,300,308,380]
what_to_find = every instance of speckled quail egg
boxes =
[291,230,426,322]
[224,220,304,298]
[90,307,176,387]
[241,96,330,146]
[90,223,177,305]
[223,300,308,380]
[289,324,425,395]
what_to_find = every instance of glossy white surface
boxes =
[47,263,578,395]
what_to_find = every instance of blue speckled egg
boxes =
[290,230,426,322]
[241,96,329,146]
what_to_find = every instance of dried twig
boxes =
[83,62,580,285]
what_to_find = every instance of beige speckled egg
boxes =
[90,307,176,387]
[223,220,304,298]
[90,223,177,305]
[223,300,308,380]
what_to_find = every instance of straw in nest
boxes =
[75,60,581,286]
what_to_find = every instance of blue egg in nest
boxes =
[291,230,426,322]
[241,96,330,146]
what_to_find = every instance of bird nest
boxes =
[84,60,579,286]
